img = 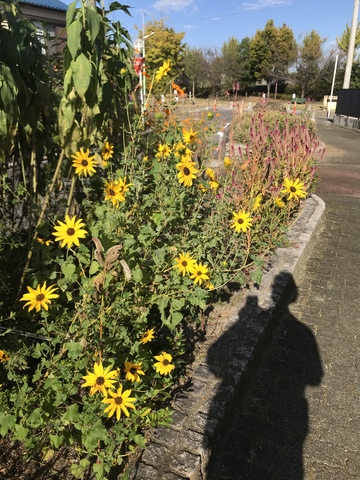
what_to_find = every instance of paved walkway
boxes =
[208,113,360,479]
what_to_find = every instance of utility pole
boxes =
[343,0,360,88]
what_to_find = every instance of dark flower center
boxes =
[118,186,124,193]
[96,376,105,385]
[183,167,190,176]
[130,367,137,375]
[81,159,88,167]
[36,294,45,302]
[115,396,123,405]
[181,261,188,267]
[197,271,202,276]
[67,228,75,236]
[109,188,115,196]
[162,359,169,366]
[290,186,297,192]
[237,218,244,224]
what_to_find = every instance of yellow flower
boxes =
[155,60,171,81]
[117,177,133,199]
[153,352,175,375]
[155,143,171,161]
[20,281,59,313]
[230,210,253,233]
[275,197,285,208]
[189,262,210,285]
[206,167,216,181]
[253,194,262,211]
[173,142,192,159]
[101,142,114,161]
[173,252,196,276]
[176,157,199,187]
[224,156,232,167]
[124,361,145,383]
[102,385,136,420]
[206,282,215,290]
[53,215,87,249]
[139,328,155,344]
[209,180,219,191]
[72,148,97,177]
[281,178,307,200]
[182,127,198,145]
[0,350,9,363]
[81,362,118,396]
[37,237,53,246]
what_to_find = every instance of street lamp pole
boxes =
[343,0,360,88]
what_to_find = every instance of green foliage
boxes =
[0,4,321,478]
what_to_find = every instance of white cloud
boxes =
[242,0,291,11]
[183,24,198,30]
[152,0,195,12]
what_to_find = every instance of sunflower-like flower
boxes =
[173,252,196,276]
[53,215,87,249]
[139,328,155,344]
[0,350,9,363]
[124,361,145,383]
[230,210,253,233]
[275,197,285,208]
[173,141,192,159]
[81,362,118,396]
[281,178,307,200]
[104,180,123,208]
[20,281,59,313]
[253,194,262,211]
[209,179,219,191]
[155,60,171,81]
[206,167,216,181]
[37,236,53,246]
[182,127,198,145]
[72,148,97,177]
[176,157,199,187]
[189,262,210,286]
[102,385,136,420]
[101,142,114,161]
[155,143,171,161]
[153,352,175,376]
[224,156,232,168]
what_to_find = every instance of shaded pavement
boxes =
[207,112,360,479]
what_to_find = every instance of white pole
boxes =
[343,0,360,88]
[327,53,339,117]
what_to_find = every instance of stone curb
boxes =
[130,194,325,480]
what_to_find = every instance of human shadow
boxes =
[205,271,323,480]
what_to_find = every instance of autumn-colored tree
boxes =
[141,20,185,88]
[249,20,296,97]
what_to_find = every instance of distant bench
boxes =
[291,98,306,104]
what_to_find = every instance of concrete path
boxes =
[208,113,360,479]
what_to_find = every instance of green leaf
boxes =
[27,407,43,427]
[64,341,84,359]
[82,419,109,451]
[71,54,92,99]
[61,262,76,281]
[132,265,143,283]
[93,461,105,479]
[62,404,79,424]
[70,458,91,479]
[89,260,100,275]
[86,8,101,45]
[14,425,29,441]
[49,433,65,449]
[66,0,78,27]
[0,414,16,437]
[66,19,82,59]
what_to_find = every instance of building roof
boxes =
[20,0,68,12]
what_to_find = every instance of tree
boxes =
[221,37,243,85]
[337,22,360,54]
[290,30,327,98]
[249,20,297,97]
[141,20,185,82]
[183,47,209,96]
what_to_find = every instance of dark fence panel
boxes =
[336,89,360,117]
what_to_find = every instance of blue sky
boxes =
[64,0,357,52]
